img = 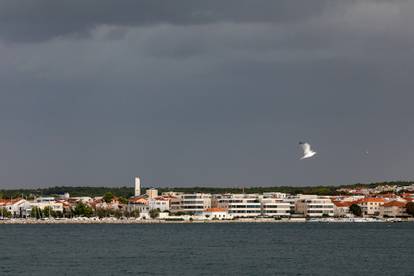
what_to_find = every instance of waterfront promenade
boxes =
[1,217,413,224]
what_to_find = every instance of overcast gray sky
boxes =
[1,0,414,188]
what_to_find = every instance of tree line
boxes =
[0,181,413,199]
[28,202,141,219]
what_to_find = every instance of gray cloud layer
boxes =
[1,0,413,188]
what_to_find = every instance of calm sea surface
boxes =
[0,223,413,275]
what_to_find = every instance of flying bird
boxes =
[299,142,317,160]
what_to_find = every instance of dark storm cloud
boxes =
[1,0,414,188]
[0,0,329,42]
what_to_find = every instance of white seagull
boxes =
[299,142,317,160]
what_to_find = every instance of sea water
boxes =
[0,223,413,275]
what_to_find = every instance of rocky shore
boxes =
[1,217,413,224]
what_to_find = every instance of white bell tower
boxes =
[134,177,141,197]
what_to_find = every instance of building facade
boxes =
[214,194,261,218]
[357,198,385,216]
[148,196,170,212]
[260,198,291,217]
[170,193,211,214]
[295,196,334,217]
[380,201,408,217]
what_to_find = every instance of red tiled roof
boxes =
[0,198,22,206]
[383,201,407,208]
[377,193,397,198]
[153,196,169,201]
[204,208,227,212]
[357,198,385,203]
[128,197,148,204]
[333,201,353,207]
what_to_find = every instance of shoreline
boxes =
[1,217,413,224]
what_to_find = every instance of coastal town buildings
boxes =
[333,201,353,217]
[128,197,150,213]
[295,196,335,217]
[30,197,64,213]
[260,198,291,217]
[380,201,408,217]
[166,193,212,214]
[214,194,262,218]
[2,180,414,221]
[357,198,385,216]
[179,193,212,214]
[0,198,31,217]
[202,208,233,220]
[146,188,158,199]
[148,196,170,212]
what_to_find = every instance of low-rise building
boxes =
[169,193,211,214]
[262,192,287,199]
[148,196,170,212]
[69,197,92,203]
[0,199,31,217]
[202,208,233,220]
[30,201,64,214]
[260,198,291,217]
[214,194,261,218]
[357,198,385,217]
[333,201,353,217]
[295,196,334,217]
[128,197,149,213]
[380,201,408,217]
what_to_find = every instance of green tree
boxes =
[74,202,93,217]
[43,206,56,218]
[112,209,123,219]
[54,211,63,218]
[103,192,114,203]
[63,207,73,218]
[350,204,362,217]
[0,207,12,218]
[406,202,414,216]
[95,208,110,218]
[118,197,128,204]
[129,209,140,218]
[149,209,160,219]
[30,207,43,219]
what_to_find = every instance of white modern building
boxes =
[262,192,287,199]
[295,196,334,217]
[214,194,261,218]
[171,193,211,214]
[260,198,291,217]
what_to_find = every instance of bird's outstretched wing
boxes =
[300,142,312,155]
[299,142,316,159]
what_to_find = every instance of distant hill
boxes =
[0,181,412,199]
